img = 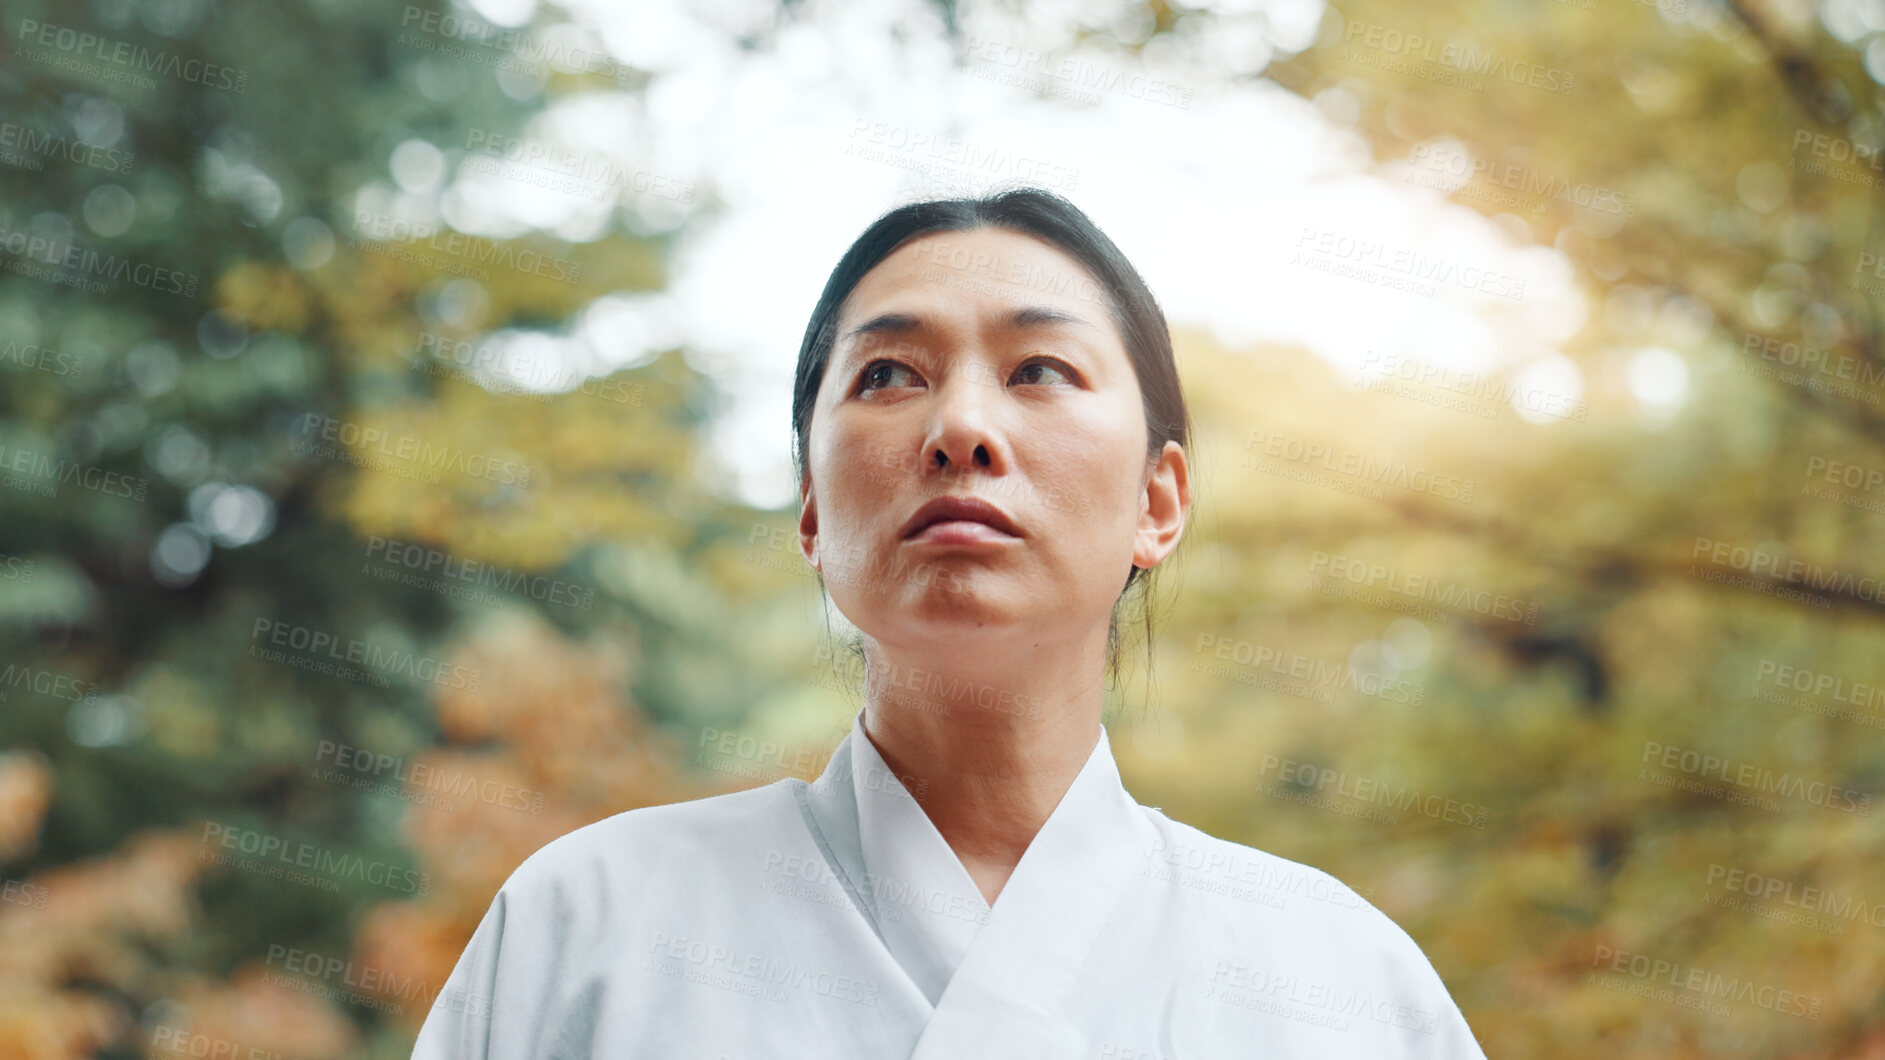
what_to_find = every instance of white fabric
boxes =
[412,709,1488,1058]
[849,725,988,1007]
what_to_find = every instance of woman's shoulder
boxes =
[1137,808,1444,969]
[1137,809,1483,1047]
[498,779,804,903]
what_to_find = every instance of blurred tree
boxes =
[2,0,1884,1056]
[0,0,757,1053]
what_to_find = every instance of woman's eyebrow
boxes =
[840,305,1100,351]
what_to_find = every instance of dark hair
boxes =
[790,185,1192,695]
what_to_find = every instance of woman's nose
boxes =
[922,370,1004,473]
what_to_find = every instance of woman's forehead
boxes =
[837,231,1116,348]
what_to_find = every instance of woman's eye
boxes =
[857,356,1075,393]
[1013,358,1075,386]
[859,360,919,392]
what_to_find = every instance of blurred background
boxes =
[3,0,1884,1055]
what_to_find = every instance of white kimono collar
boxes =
[794,709,1157,1058]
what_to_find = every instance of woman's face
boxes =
[798,226,1187,659]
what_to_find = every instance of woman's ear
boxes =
[798,474,820,571]
[1133,441,1188,570]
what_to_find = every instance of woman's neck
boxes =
[857,633,1107,905]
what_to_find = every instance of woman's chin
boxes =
[852,595,1033,638]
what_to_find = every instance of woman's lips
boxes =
[904,519,1022,545]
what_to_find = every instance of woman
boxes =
[413,188,1487,1058]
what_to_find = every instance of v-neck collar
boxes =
[846,713,990,1005]
[795,708,1153,1051]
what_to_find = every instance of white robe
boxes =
[412,710,1487,1058]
